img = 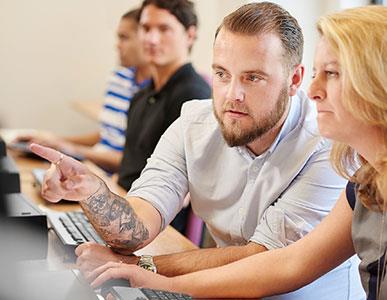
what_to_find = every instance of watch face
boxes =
[142,263,157,272]
[138,256,157,273]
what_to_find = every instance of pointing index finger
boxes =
[30,143,63,164]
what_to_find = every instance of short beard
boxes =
[214,85,289,147]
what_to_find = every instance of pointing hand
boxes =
[30,143,101,202]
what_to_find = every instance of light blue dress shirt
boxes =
[129,90,364,299]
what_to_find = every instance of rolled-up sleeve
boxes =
[249,146,346,250]
[127,117,188,231]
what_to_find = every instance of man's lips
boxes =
[225,110,248,118]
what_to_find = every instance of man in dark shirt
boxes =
[117,0,211,232]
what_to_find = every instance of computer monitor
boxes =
[0,150,47,259]
[0,156,20,194]
[0,156,8,216]
[0,135,6,157]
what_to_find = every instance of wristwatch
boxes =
[137,255,157,273]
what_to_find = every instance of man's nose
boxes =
[226,79,245,102]
[145,29,161,45]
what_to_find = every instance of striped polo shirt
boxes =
[97,67,149,152]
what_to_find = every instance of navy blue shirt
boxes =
[346,181,357,210]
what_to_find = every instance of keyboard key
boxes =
[141,288,192,300]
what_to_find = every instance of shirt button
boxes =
[249,173,256,181]
[148,97,156,104]
[239,207,245,217]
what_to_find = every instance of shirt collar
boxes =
[147,63,193,98]
[237,91,302,159]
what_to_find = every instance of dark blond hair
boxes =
[317,6,387,210]
[215,2,303,71]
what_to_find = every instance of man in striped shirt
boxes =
[97,63,150,169]
[14,9,152,173]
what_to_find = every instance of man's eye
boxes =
[247,74,261,82]
[140,25,150,32]
[215,71,225,78]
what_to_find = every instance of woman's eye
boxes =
[326,70,339,78]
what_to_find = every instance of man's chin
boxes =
[120,62,132,68]
[224,139,241,148]
[221,124,265,147]
[221,129,245,147]
[224,137,247,148]
[146,53,162,62]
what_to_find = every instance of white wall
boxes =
[0,0,140,134]
[0,0,376,134]
[193,0,248,73]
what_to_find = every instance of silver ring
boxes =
[54,153,64,166]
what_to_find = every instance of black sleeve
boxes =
[345,181,357,210]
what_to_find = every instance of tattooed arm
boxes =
[29,144,162,253]
[80,181,162,252]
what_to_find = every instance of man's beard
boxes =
[214,85,289,147]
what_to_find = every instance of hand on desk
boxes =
[16,133,81,160]
[29,143,101,202]
[75,242,138,276]
[14,131,56,144]
[88,261,171,291]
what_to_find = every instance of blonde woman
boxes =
[87,5,387,299]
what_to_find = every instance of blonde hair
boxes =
[317,6,387,210]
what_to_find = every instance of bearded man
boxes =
[32,2,363,299]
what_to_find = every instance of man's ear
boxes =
[186,25,197,49]
[288,64,304,96]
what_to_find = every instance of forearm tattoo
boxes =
[80,181,149,250]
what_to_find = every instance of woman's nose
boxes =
[308,77,326,102]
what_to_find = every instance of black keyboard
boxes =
[141,288,192,299]
[48,210,105,247]
[109,286,192,300]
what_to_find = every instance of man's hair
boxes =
[139,0,198,29]
[215,2,303,70]
[121,8,141,24]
